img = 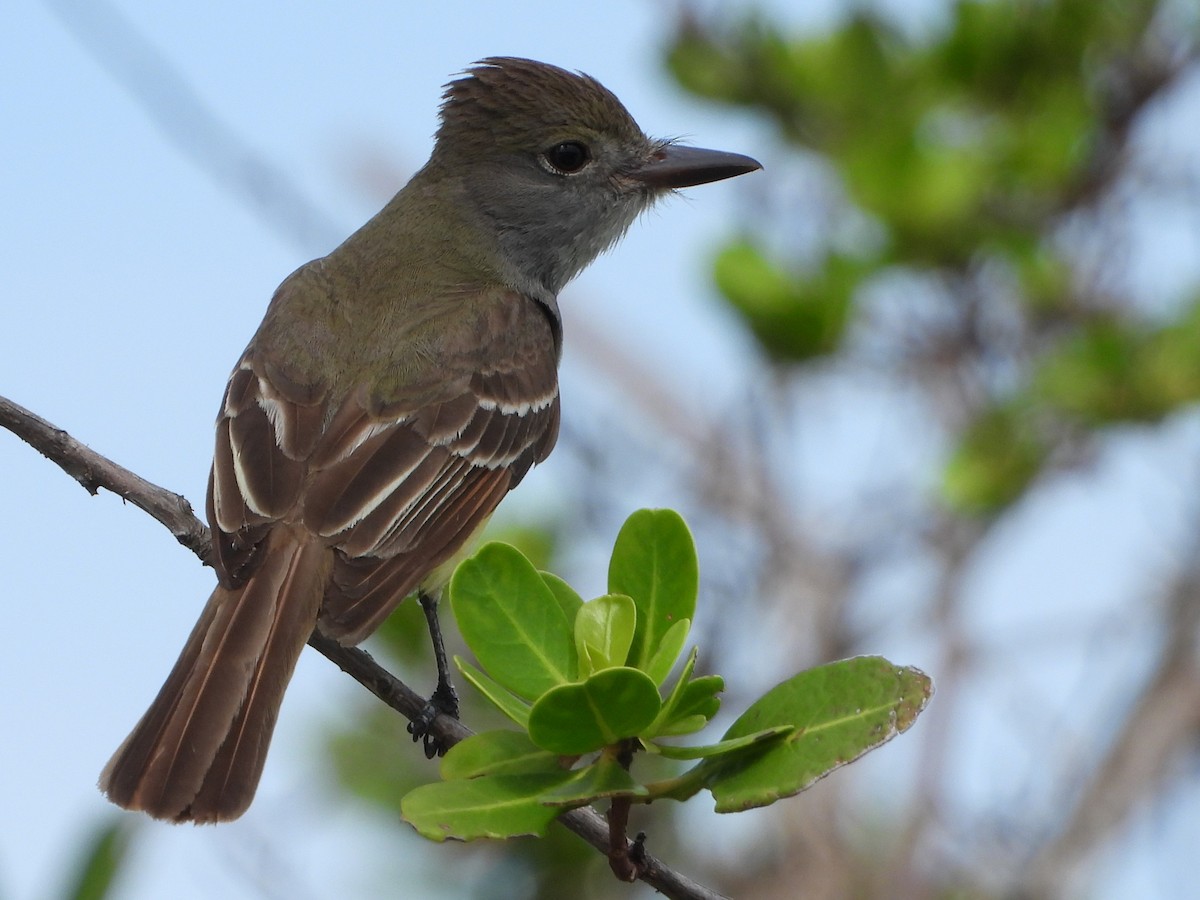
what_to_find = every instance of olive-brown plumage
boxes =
[100,57,760,823]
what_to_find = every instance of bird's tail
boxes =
[100,527,329,823]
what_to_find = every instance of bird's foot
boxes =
[407,680,460,758]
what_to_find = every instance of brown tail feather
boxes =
[99,528,329,823]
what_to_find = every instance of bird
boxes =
[99,56,761,823]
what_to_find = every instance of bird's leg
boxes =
[407,588,460,758]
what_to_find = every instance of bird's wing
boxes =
[206,289,560,644]
[206,354,327,587]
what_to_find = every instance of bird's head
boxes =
[429,57,761,296]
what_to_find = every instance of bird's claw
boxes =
[407,681,459,758]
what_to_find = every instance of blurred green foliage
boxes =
[60,819,132,900]
[714,241,858,359]
[942,401,1046,513]
[667,0,1197,514]
[668,0,1156,261]
[1036,305,1200,422]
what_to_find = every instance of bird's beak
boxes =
[630,144,762,189]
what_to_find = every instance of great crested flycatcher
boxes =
[100,57,760,823]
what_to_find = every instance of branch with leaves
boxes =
[403,513,929,854]
[1,391,930,898]
[0,393,715,900]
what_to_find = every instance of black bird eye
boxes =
[543,141,590,174]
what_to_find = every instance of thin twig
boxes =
[0,391,727,900]
[0,395,211,561]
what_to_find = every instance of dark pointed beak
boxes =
[631,144,762,190]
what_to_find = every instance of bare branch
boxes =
[0,391,724,900]
[0,394,211,562]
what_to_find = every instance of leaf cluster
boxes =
[401,509,931,841]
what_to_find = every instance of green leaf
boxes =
[541,571,584,623]
[451,543,577,699]
[652,652,715,734]
[647,727,794,802]
[402,773,571,841]
[608,509,698,673]
[642,617,691,686]
[537,754,650,807]
[574,593,637,676]
[655,646,697,715]
[652,726,792,761]
[699,657,932,813]
[651,646,724,737]
[440,730,562,780]
[528,667,663,755]
[62,818,133,900]
[654,714,709,737]
[672,676,724,722]
[455,657,532,728]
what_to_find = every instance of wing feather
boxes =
[305,424,433,537]
[204,289,561,641]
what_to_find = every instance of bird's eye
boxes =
[543,141,590,174]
